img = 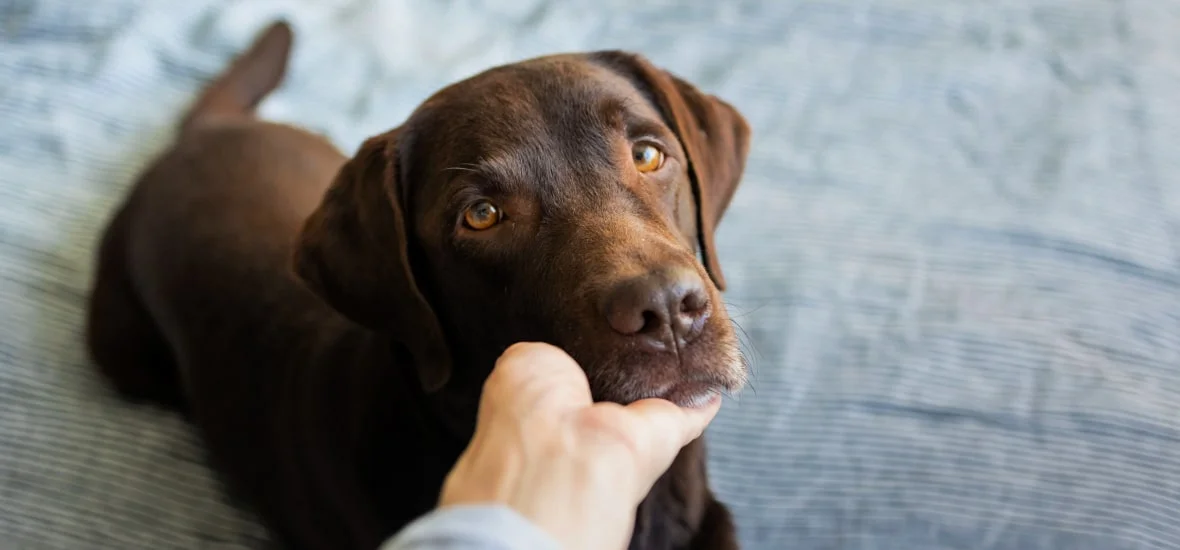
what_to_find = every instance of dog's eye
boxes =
[463,201,501,230]
[632,143,664,173]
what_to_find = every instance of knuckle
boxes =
[579,406,645,459]
[500,341,548,362]
[500,341,533,358]
[501,341,573,367]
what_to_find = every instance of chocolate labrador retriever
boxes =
[85,20,750,550]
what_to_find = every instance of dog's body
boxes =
[86,22,750,550]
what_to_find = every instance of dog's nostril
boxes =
[639,310,662,334]
[680,288,708,315]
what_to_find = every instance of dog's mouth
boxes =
[633,380,725,409]
[585,347,747,409]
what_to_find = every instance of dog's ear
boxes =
[292,130,451,392]
[594,52,751,290]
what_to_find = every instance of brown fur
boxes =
[86,21,752,550]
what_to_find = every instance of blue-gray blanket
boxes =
[3,1,1179,548]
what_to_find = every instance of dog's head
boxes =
[292,52,751,407]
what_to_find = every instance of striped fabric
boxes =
[3,0,1180,548]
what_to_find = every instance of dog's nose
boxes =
[601,267,712,351]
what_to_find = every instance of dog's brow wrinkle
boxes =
[440,160,492,179]
[597,97,630,129]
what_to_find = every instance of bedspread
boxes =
[3,1,1180,548]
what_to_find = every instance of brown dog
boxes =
[85,20,751,550]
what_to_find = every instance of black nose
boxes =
[601,267,712,351]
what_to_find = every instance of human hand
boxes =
[438,342,722,550]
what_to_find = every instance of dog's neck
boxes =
[348,331,487,446]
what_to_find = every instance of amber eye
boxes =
[632,143,664,173]
[463,201,501,230]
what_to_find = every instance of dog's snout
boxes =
[601,267,711,351]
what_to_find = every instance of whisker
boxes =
[731,319,760,362]
[730,318,761,399]
[440,165,479,175]
[722,299,770,320]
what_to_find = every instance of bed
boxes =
[3,0,1179,548]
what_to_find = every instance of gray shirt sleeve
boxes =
[378,504,562,550]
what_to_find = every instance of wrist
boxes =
[439,443,524,507]
[386,504,561,550]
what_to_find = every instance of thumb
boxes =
[617,397,722,493]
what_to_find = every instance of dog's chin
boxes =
[638,381,724,409]
[585,344,746,409]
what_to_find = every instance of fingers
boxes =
[620,397,720,473]
[489,341,724,472]
[489,342,722,444]
[476,341,726,511]
[574,396,721,501]
[626,396,721,446]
